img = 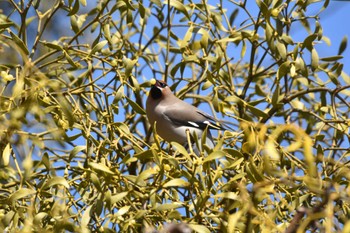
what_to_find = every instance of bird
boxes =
[146,79,226,152]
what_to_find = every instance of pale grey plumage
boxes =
[146,80,224,150]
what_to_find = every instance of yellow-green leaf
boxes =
[42,41,63,51]
[0,22,15,30]
[276,41,287,60]
[214,192,239,200]
[10,31,29,55]
[136,168,158,185]
[277,61,290,79]
[68,0,80,16]
[203,151,225,163]
[42,176,70,189]
[115,206,131,217]
[155,202,183,211]
[320,55,343,62]
[89,162,114,174]
[123,57,138,78]
[311,48,319,70]
[81,205,92,227]
[69,145,86,162]
[338,36,347,55]
[135,149,156,162]
[91,40,108,54]
[171,142,189,156]
[163,178,190,188]
[34,212,49,226]
[178,25,193,49]
[188,224,211,233]
[9,188,36,204]
[169,0,190,20]
[111,192,129,205]
[125,96,146,114]
[79,0,87,6]
[1,143,11,166]
[302,34,317,51]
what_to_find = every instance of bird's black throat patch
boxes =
[150,86,162,99]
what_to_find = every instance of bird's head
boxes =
[149,79,171,100]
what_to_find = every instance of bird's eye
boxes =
[158,81,167,88]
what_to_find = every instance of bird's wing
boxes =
[163,104,224,130]
[195,110,226,130]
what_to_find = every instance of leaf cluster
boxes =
[0,0,350,232]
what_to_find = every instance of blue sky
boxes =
[312,1,350,72]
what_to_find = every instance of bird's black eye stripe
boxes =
[158,82,167,88]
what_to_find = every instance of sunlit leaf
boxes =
[42,177,70,189]
[155,202,183,211]
[2,211,15,226]
[188,224,211,233]
[136,168,158,185]
[311,49,319,70]
[1,143,11,166]
[150,0,161,7]
[169,0,190,19]
[302,34,317,51]
[247,104,269,118]
[67,0,80,16]
[91,40,108,54]
[123,57,138,78]
[0,21,15,29]
[33,212,49,226]
[276,41,287,59]
[163,178,190,188]
[69,145,86,162]
[115,206,131,217]
[10,31,29,55]
[214,192,239,200]
[110,192,129,205]
[79,0,87,6]
[135,149,156,162]
[64,51,78,68]
[9,189,36,204]
[171,142,189,156]
[81,206,92,227]
[277,61,290,79]
[41,41,63,50]
[89,162,114,174]
[178,25,193,49]
[203,151,225,163]
[125,96,146,114]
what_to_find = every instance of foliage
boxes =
[0,0,350,232]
